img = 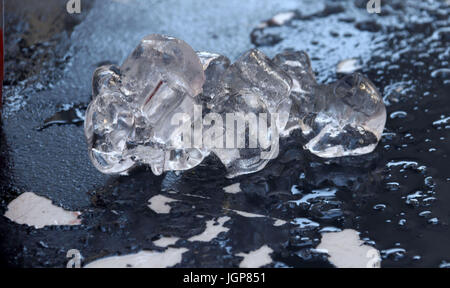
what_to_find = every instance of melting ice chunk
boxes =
[84,34,208,175]
[85,34,386,177]
[274,51,386,158]
[206,49,293,177]
[196,51,231,104]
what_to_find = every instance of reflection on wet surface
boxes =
[1,0,449,267]
[37,103,86,131]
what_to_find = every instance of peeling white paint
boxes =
[84,248,188,268]
[4,192,81,229]
[237,245,273,268]
[188,216,230,242]
[226,209,287,227]
[273,219,287,226]
[223,183,241,194]
[153,237,179,248]
[316,229,381,268]
[228,209,265,218]
[147,195,178,214]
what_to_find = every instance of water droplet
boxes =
[373,204,387,211]
[390,111,407,119]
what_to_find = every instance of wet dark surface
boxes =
[1,0,449,267]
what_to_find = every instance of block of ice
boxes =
[274,51,386,158]
[272,51,317,136]
[196,51,231,103]
[85,34,386,178]
[206,49,293,177]
[84,34,208,175]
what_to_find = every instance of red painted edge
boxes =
[0,28,3,112]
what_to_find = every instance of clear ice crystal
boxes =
[272,51,317,136]
[206,49,293,177]
[85,34,386,177]
[196,51,231,104]
[84,34,208,175]
[273,51,386,158]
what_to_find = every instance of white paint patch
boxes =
[4,192,81,229]
[273,219,287,226]
[237,245,273,268]
[84,248,188,268]
[336,58,362,74]
[226,209,287,227]
[188,216,230,242]
[223,183,241,194]
[228,209,265,218]
[147,195,178,214]
[316,229,381,268]
[153,237,179,248]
